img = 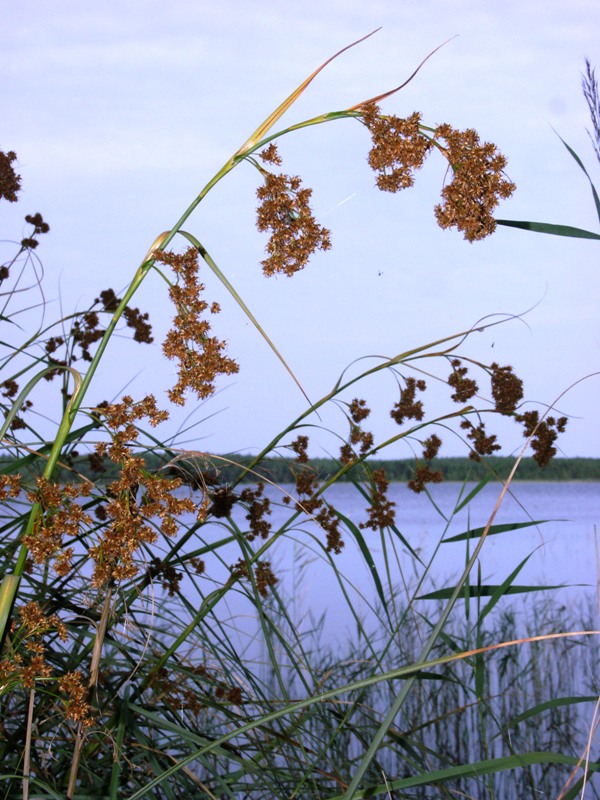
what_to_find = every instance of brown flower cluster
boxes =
[360,107,514,241]
[256,145,331,276]
[0,474,21,501]
[422,433,442,461]
[259,143,282,166]
[149,557,183,596]
[360,467,396,530]
[191,556,206,575]
[152,663,243,721]
[210,484,238,518]
[71,312,104,362]
[97,394,168,450]
[515,410,568,467]
[284,437,319,509]
[90,395,195,586]
[349,397,370,422]
[0,149,21,202]
[292,467,320,512]
[21,212,50,250]
[71,295,153,363]
[88,451,106,474]
[448,359,479,403]
[340,398,374,465]
[490,362,524,414]
[449,360,566,466]
[289,434,310,463]
[284,435,343,553]
[230,558,278,598]
[1,378,33,431]
[460,419,501,461]
[215,684,243,705]
[1,602,68,691]
[433,123,516,241]
[361,104,433,192]
[1,379,19,401]
[97,288,120,312]
[23,478,92,576]
[44,335,64,356]
[59,670,95,727]
[157,248,239,405]
[314,503,344,554]
[408,465,443,493]
[123,306,153,344]
[240,483,272,541]
[39,290,152,376]
[390,378,426,425]
[42,348,67,382]
[408,434,444,493]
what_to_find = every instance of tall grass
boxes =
[0,34,598,799]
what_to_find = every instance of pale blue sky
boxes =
[3,1,599,459]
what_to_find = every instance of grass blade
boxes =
[328,752,600,797]
[443,518,559,543]
[418,583,579,600]
[495,219,600,239]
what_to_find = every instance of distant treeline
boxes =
[207,455,600,484]
[3,453,599,486]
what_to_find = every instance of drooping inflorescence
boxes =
[157,247,239,404]
[359,105,516,241]
[255,144,332,277]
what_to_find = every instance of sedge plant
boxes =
[0,33,597,799]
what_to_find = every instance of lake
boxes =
[209,480,600,643]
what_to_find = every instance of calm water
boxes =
[213,481,599,641]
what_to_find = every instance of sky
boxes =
[2,0,600,461]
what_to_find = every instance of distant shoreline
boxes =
[229,456,600,484]
[3,455,599,485]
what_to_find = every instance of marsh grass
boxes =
[0,34,598,799]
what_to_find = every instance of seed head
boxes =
[434,124,516,241]
[390,378,426,425]
[516,410,568,467]
[490,363,523,414]
[460,419,501,461]
[361,104,434,192]
[360,467,396,530]
[157,248,239,405]
[448,359,479,403]
[0,150,21,202]
[408,464,443,494]
[256,146,331,276]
